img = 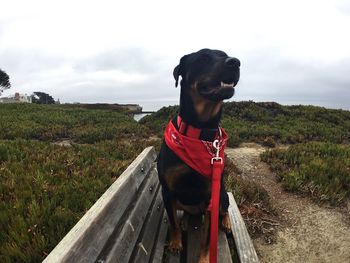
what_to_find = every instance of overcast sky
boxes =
[1,0,350,110]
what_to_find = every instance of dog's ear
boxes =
[173,65,180,88]
[173,55,189,88]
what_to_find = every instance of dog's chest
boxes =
[165,163,211,206]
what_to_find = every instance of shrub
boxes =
[262,137,276,148]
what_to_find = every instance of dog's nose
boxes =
[225,57,241,68]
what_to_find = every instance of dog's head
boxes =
[173,48,240,102]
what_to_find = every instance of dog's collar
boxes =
[174,115,219,141]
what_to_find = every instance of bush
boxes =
[262,137,276,148]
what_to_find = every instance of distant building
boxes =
[0,92,32,103]
[118,104,143,113]
[69,103,143,113]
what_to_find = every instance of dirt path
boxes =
[225,143,350,263]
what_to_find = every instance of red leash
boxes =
[209,139,224,263]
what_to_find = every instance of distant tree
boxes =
[0,69,11,95]
[32,92,56,104]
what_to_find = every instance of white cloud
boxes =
[1,0,350,110]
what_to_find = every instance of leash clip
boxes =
[211,139,223,164]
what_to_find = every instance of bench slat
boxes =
[43,147,157,263]
[186,214,202,263]
[100,168,159,262]
[185,214,233,263]
[130,185,164,262]
[218,228,233,263]
[228,192,259,263]
[150,211,168,263]
[167,254,181,263]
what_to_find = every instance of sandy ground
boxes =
[226,143,350,263]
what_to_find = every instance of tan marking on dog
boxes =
[169,227,183,253]
[221,212,232,233]
[164,163,191,191]
[198,251,209,263]
[169,202,183,253]
[175,200,207,215]
[190,82,223,122]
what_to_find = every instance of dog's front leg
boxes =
[162,188,183,253]
[169,202,183,253]
[220,183,232,233]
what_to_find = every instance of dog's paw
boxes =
[168,230,183,254]
[198,250,209,263]
[168,239,183,254]
[221,213,232,233]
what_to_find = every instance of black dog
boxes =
[157,49,240,262]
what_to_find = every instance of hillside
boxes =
[140,101,350,146]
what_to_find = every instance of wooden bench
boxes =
[44,147,259,263]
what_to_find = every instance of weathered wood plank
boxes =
[228,192,259,263]
[130,186,164,262]
[185,214,233,263]
[150,211,168,263]
[167,253,181,263]
[186,214,203,263]
[218,229,233,263]
[99,168,159,263]
[43,147,157,263]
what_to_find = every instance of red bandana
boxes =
[164,119,228,178]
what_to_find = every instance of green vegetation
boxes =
[0,104,155,262]
[0,103,150,143]
[1,101,349,261]
[0,139,153,262]
[139,105,178,135]
[222,101,350,146]
[141,101,350,147]
[261,142,350,205]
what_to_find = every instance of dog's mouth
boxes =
[197,80,236,101]
[220,81,235,88]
